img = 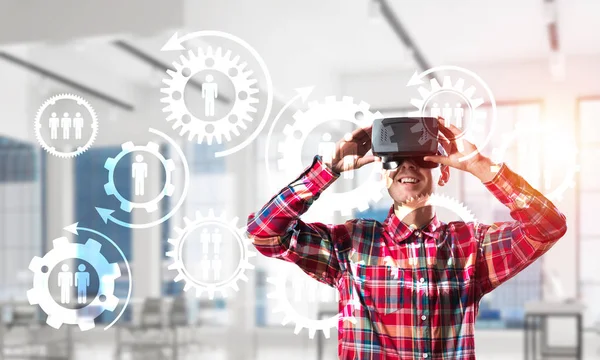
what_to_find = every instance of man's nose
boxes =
[398,158,418,169]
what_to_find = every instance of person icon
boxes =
[57,264,73,304]
[131,155,148,196]
[74,264,90,304]
[49,112,60,140]
[200,228,212,255]
[201,254,211,281]
[60,112,72,139]
[430,103,441,118]
[73,112,84,140]
[442,103,453,127]
[212,228,222,255]
[453,103,464,128]
[212,255,222,281]
[339,133,358,179]
[318,133,337,164]
[202,74,218,117]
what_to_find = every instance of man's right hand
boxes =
[323,125,381,174]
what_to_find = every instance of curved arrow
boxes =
[406,65,482,87]
[96,128,190,229]
[161,30,273,158]
[63,223,132,331]
[264,86,314,190]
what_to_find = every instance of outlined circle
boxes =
[408,65,497,163]
[176,221,245,288]
[104,144,175,213]
[166,210,256,299]
[274,96,385,216]
[162,30,273,158]
[34,93,99,158]
[99,128,189,229]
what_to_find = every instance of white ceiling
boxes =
[8,0,600,104]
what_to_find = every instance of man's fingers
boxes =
[423,155,452,167]
[355,155,381,169]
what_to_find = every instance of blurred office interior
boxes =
[0,0,599,359]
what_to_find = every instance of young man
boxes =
[246,118,567,359]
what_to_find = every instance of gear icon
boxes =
[490,122,579,202]
[34,93,99,158]
[267,266,359,339]
[277,96,385,216]
[104,141,176,212]
[161,46,259,145]
[27,237,121,331]
[408,74,495,162]
[383,193,478,279]
[166,209,256,299]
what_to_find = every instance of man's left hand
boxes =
[423,118,497,182]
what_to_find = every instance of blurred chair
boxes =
[1,300,73,360]
[114,297,178,360]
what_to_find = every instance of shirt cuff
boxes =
[482,162,532,210]
[303,155,340,195]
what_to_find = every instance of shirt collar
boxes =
[383,205,443,243]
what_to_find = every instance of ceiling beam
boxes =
[113,41,232,105]
[374,0,437,82]
[0,51,134,111]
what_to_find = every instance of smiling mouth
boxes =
[398,177,421,185]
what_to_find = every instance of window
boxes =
[75,147,132,323]
[0,137,43,303]
[577,98,600,328]
[464,102,544,329]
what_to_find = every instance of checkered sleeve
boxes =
[246,155,345,287]
[474,163,568,296]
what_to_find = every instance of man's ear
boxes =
[439,165,450,185]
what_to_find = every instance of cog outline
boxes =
[161,46,259,145]
[267,265,360,339]
[166,209,256,299]
[383,193,478,279]
[34,93,99,158]
[490,122,579,202]
[408,71,496,163]
[277,96,385,216]
[27,237,121,331]
[103,141,176,213]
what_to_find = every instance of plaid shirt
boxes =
[247,155,567,360]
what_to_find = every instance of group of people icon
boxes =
[198,228,223,281]
[430,103,465,128]
[57,264,91,305]
[317,132,357,179]
[48,112,85,140]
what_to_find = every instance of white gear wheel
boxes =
[27,237,121,331]
[104,141,176,213]
[161,46,259,145]
[267,267,359,339]
[166,209,256,299]
[384,193,478,279]
[34,93,99,158]
[277,96,385,216]
[490,122,579,202]
[408,76,488,161]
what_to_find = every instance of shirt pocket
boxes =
[353,264,405,315]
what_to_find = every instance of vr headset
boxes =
[371,117,447,170]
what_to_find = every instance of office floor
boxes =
[3,328,598,359]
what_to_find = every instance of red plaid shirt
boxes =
[247,156,567,360]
